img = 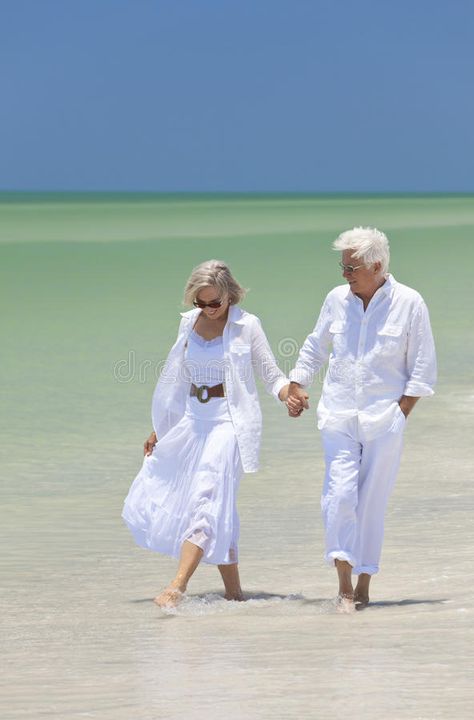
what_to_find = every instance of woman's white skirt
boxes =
[122,397,243,565]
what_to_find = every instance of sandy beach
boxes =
[1,194,473,719]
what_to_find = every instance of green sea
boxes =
[1,194,473,719]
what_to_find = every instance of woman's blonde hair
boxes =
[183,259,247,306]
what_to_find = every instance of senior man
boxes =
[287,227,436,611]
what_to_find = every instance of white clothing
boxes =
[289,275,437,441]
[122,335,243,565]
[152,305,288,473]
[321,411,406,575]
[185,331,226,386]
[290,274,436,574]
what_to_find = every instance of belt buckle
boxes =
[196,385,210,403]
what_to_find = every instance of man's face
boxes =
[341,250,383,300]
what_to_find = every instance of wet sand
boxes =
[1,194,473,719]
[2,388,473,719]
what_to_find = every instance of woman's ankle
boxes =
[169,578,187,593]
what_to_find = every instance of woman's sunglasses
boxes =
[193,298,223,309]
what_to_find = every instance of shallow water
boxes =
[1,194,474,719]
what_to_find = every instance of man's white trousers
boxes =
[320,410,406,575]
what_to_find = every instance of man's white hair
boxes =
[333,227,390,274]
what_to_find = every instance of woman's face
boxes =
[194,286,229,321]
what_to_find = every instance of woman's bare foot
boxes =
[218,562,244,602]
[154,540,203,608]
[154,583,185,608]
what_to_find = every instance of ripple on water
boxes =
[158,592,339,617]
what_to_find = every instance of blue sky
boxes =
[1,0,473,192]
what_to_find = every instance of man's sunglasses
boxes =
[338,261,365,273]
[193,298,223,309]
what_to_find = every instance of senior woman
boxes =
[122,260,289,608]
[287,227,437,611]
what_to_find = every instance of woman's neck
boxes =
[194,310,228,340]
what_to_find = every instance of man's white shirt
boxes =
[289,275,437,440]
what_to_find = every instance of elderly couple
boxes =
[122,227,437,612]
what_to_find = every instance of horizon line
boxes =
[1,190,473,199]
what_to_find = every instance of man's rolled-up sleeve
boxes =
[404,300,437,396]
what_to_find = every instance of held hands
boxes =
[143,431,157,456]
[286,382,310,418]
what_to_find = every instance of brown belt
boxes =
[190,383,226,403]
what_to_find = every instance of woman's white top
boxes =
[151,305,288,473]
[185,330,226,387]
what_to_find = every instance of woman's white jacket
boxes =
[151,305,288,473]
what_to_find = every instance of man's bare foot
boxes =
[335,559,354,599]
[154,585,184,608]
[336,593,355,614]
[353,592,370,610]
[224,591,245,602]
[353,573,371,610]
